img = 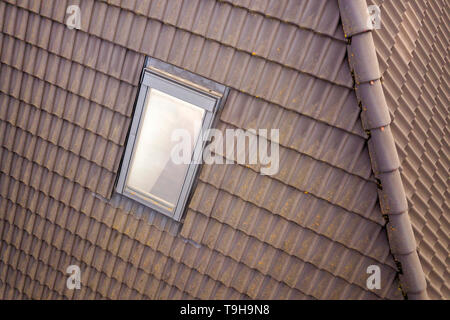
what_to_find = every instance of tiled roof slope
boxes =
[367,0,449,299]
[0,0,404,299]
[339,0,429,300]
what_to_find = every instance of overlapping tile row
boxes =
[0,87,399,298]
[0,170,310,300]
[0,9,372,218]
[218,0,346,40]
[197,127,384,225]
[184,181,400,294]
[0,0,403,299]
[94,0,351,85]
[368,0,449,299]
[0,93,401,299]
[0,64,132,198]
[0,82,400,298]
[1,0,364,136]
[0,3,372,208]
[221,90,373,179]
[0,183,245,300]
[0,163,392,300]
[8,0,353,88]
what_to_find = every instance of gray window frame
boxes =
[116,58,228,221]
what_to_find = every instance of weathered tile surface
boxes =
[368,0,449,299]
[0,0,408,299]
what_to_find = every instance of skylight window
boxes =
[116,58,228,221]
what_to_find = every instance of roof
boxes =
[0,0,446,300]
[367,0,449,299]
[339,0,428,299]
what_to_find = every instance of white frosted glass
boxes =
[125,88,205,210]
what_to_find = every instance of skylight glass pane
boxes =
[125,88,205,211]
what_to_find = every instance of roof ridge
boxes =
[338,0,428,299]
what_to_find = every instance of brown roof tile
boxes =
[0,0,427,301]
[368,0,449,299]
